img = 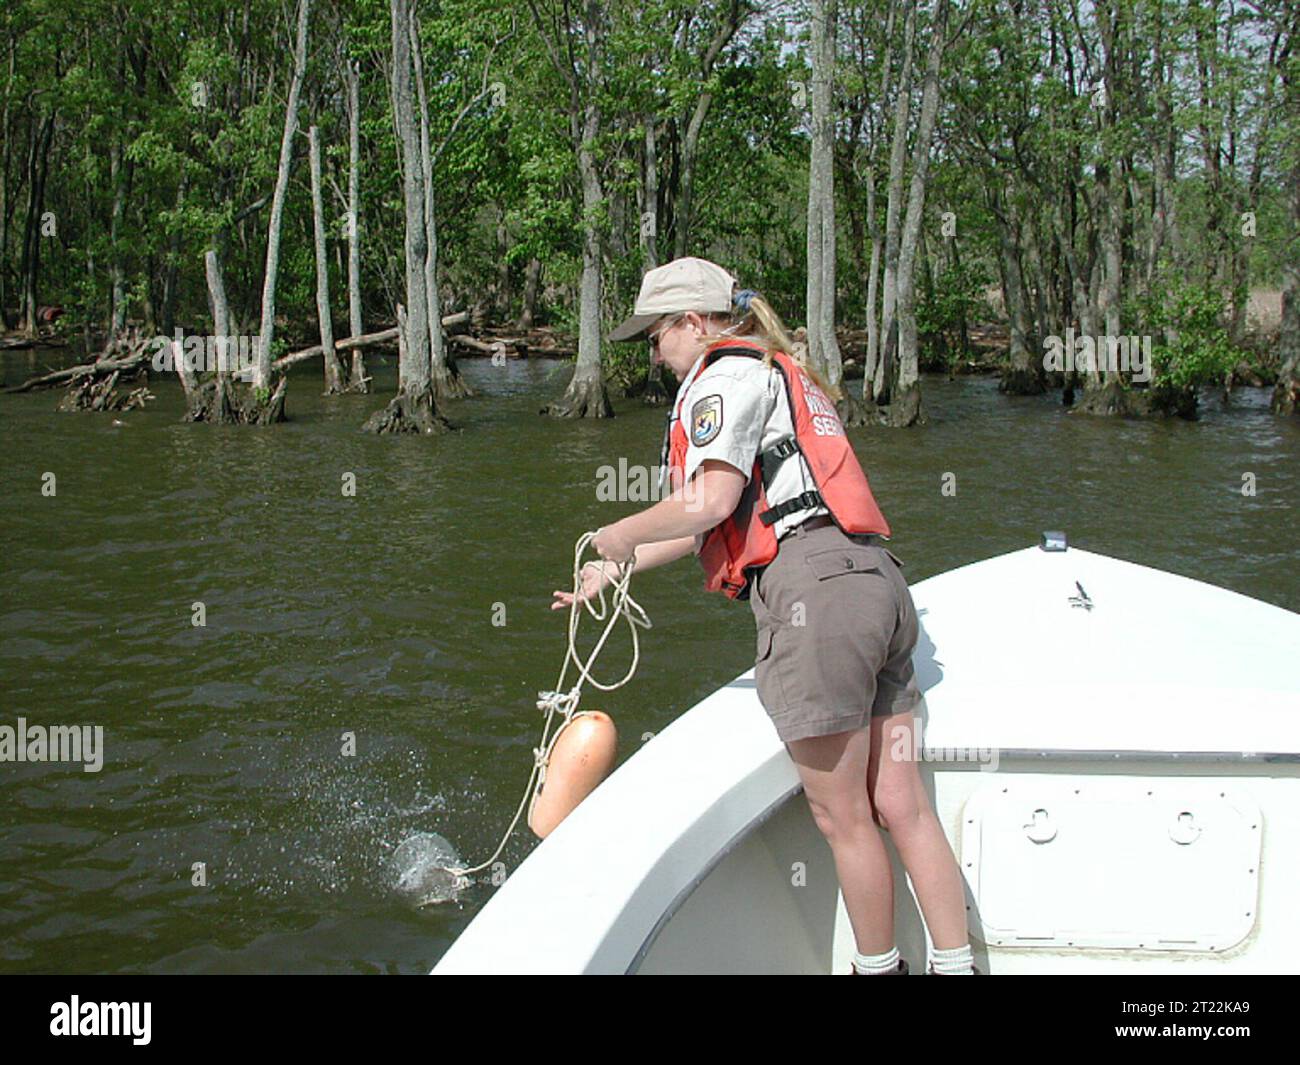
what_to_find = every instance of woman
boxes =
[552,257,978,976]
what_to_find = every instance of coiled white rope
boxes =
[441,530,651,881]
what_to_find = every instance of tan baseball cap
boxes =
[609,256,738,342]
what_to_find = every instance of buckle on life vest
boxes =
[759,437,799,487]
[759,490,825,526]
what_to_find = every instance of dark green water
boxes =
[1,351,1296,973]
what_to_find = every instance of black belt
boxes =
[779,513,884,545]
[779,513,833,539]
[793,514,835,534]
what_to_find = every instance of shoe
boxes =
[849,958,909,975]
[925,963,982,975]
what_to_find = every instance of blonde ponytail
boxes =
[694,289,842,402]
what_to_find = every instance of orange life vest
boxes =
[661,337,892,600]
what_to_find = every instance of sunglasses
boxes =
[648,314,685,351]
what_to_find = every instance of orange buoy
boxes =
[528,711,617,838]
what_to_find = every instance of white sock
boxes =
[852,945,900,974]
[929,943,974,974]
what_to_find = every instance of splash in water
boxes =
[390,831,472,907]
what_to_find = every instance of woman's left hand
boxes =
[593,523,637,566]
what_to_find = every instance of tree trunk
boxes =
[640,113,660,269]
[390,0,430,398]
[0,39,14,331]
[160,174,186,336]
[362,302,452,433]
[310,126,346,394]
[541,1,612,418]
[546,100,613,418]
[202,248,241,423]
[997,186,1045,395]
[671,6,743,260]
[888,0,947,428]
[1194,9,1225,292]
[495,211,512,318]
[1146,13,1177,292]
[857,0,896,409]
[362,0,451,434]
[1076,4,1142,418]
[1271,55,1299,416]
[640,112,668,406]
[808,0,858,423]
[876,0,916,407]
[863,183,883,407]
[206,249,231,382]
[517,256,542,330]
[410,9,469,400]
[177,247,281,424]
[19,113,54,337]
[250,0,311,420]
[108,141,133,334]
[346,59,369,392]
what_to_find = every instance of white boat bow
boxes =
[432,540,1300,974]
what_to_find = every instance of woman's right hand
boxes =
[551,560,620,611]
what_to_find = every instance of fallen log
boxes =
[3,348,151,393]
[271,311,470,371]
[450,334,575,358]
[273,327,398,371]
[449,334,503,355]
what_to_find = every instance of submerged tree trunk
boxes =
[876,0,916,410]
[363,0,450,434]
[858,0,897,413]
[411,10,470,401]
[179,249,284,424]
[310,126,346,394]
[248,0,311,422]
[1076,6,1142,418]
[201,247,241,423]
[546,113,613,418]
[888,0,947,428]
[536,0,613,418]
[362,303,451,433]
[392,0,428,396]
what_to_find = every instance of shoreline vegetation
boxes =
[3,288,1282,414]
[0,0,1295,427]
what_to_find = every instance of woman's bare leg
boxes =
[785,727,896,955]
[866,709,970,949]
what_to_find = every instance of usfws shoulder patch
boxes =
[690,394,723,446]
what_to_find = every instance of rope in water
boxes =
[444,530,651,879]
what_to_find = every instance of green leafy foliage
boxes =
[1130,284,1244,389]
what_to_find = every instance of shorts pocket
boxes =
[753,621,788,714]
[805,546,882,581]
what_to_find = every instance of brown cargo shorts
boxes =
[748,522,923,744]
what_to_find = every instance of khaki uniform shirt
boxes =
[664,351,829,551]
